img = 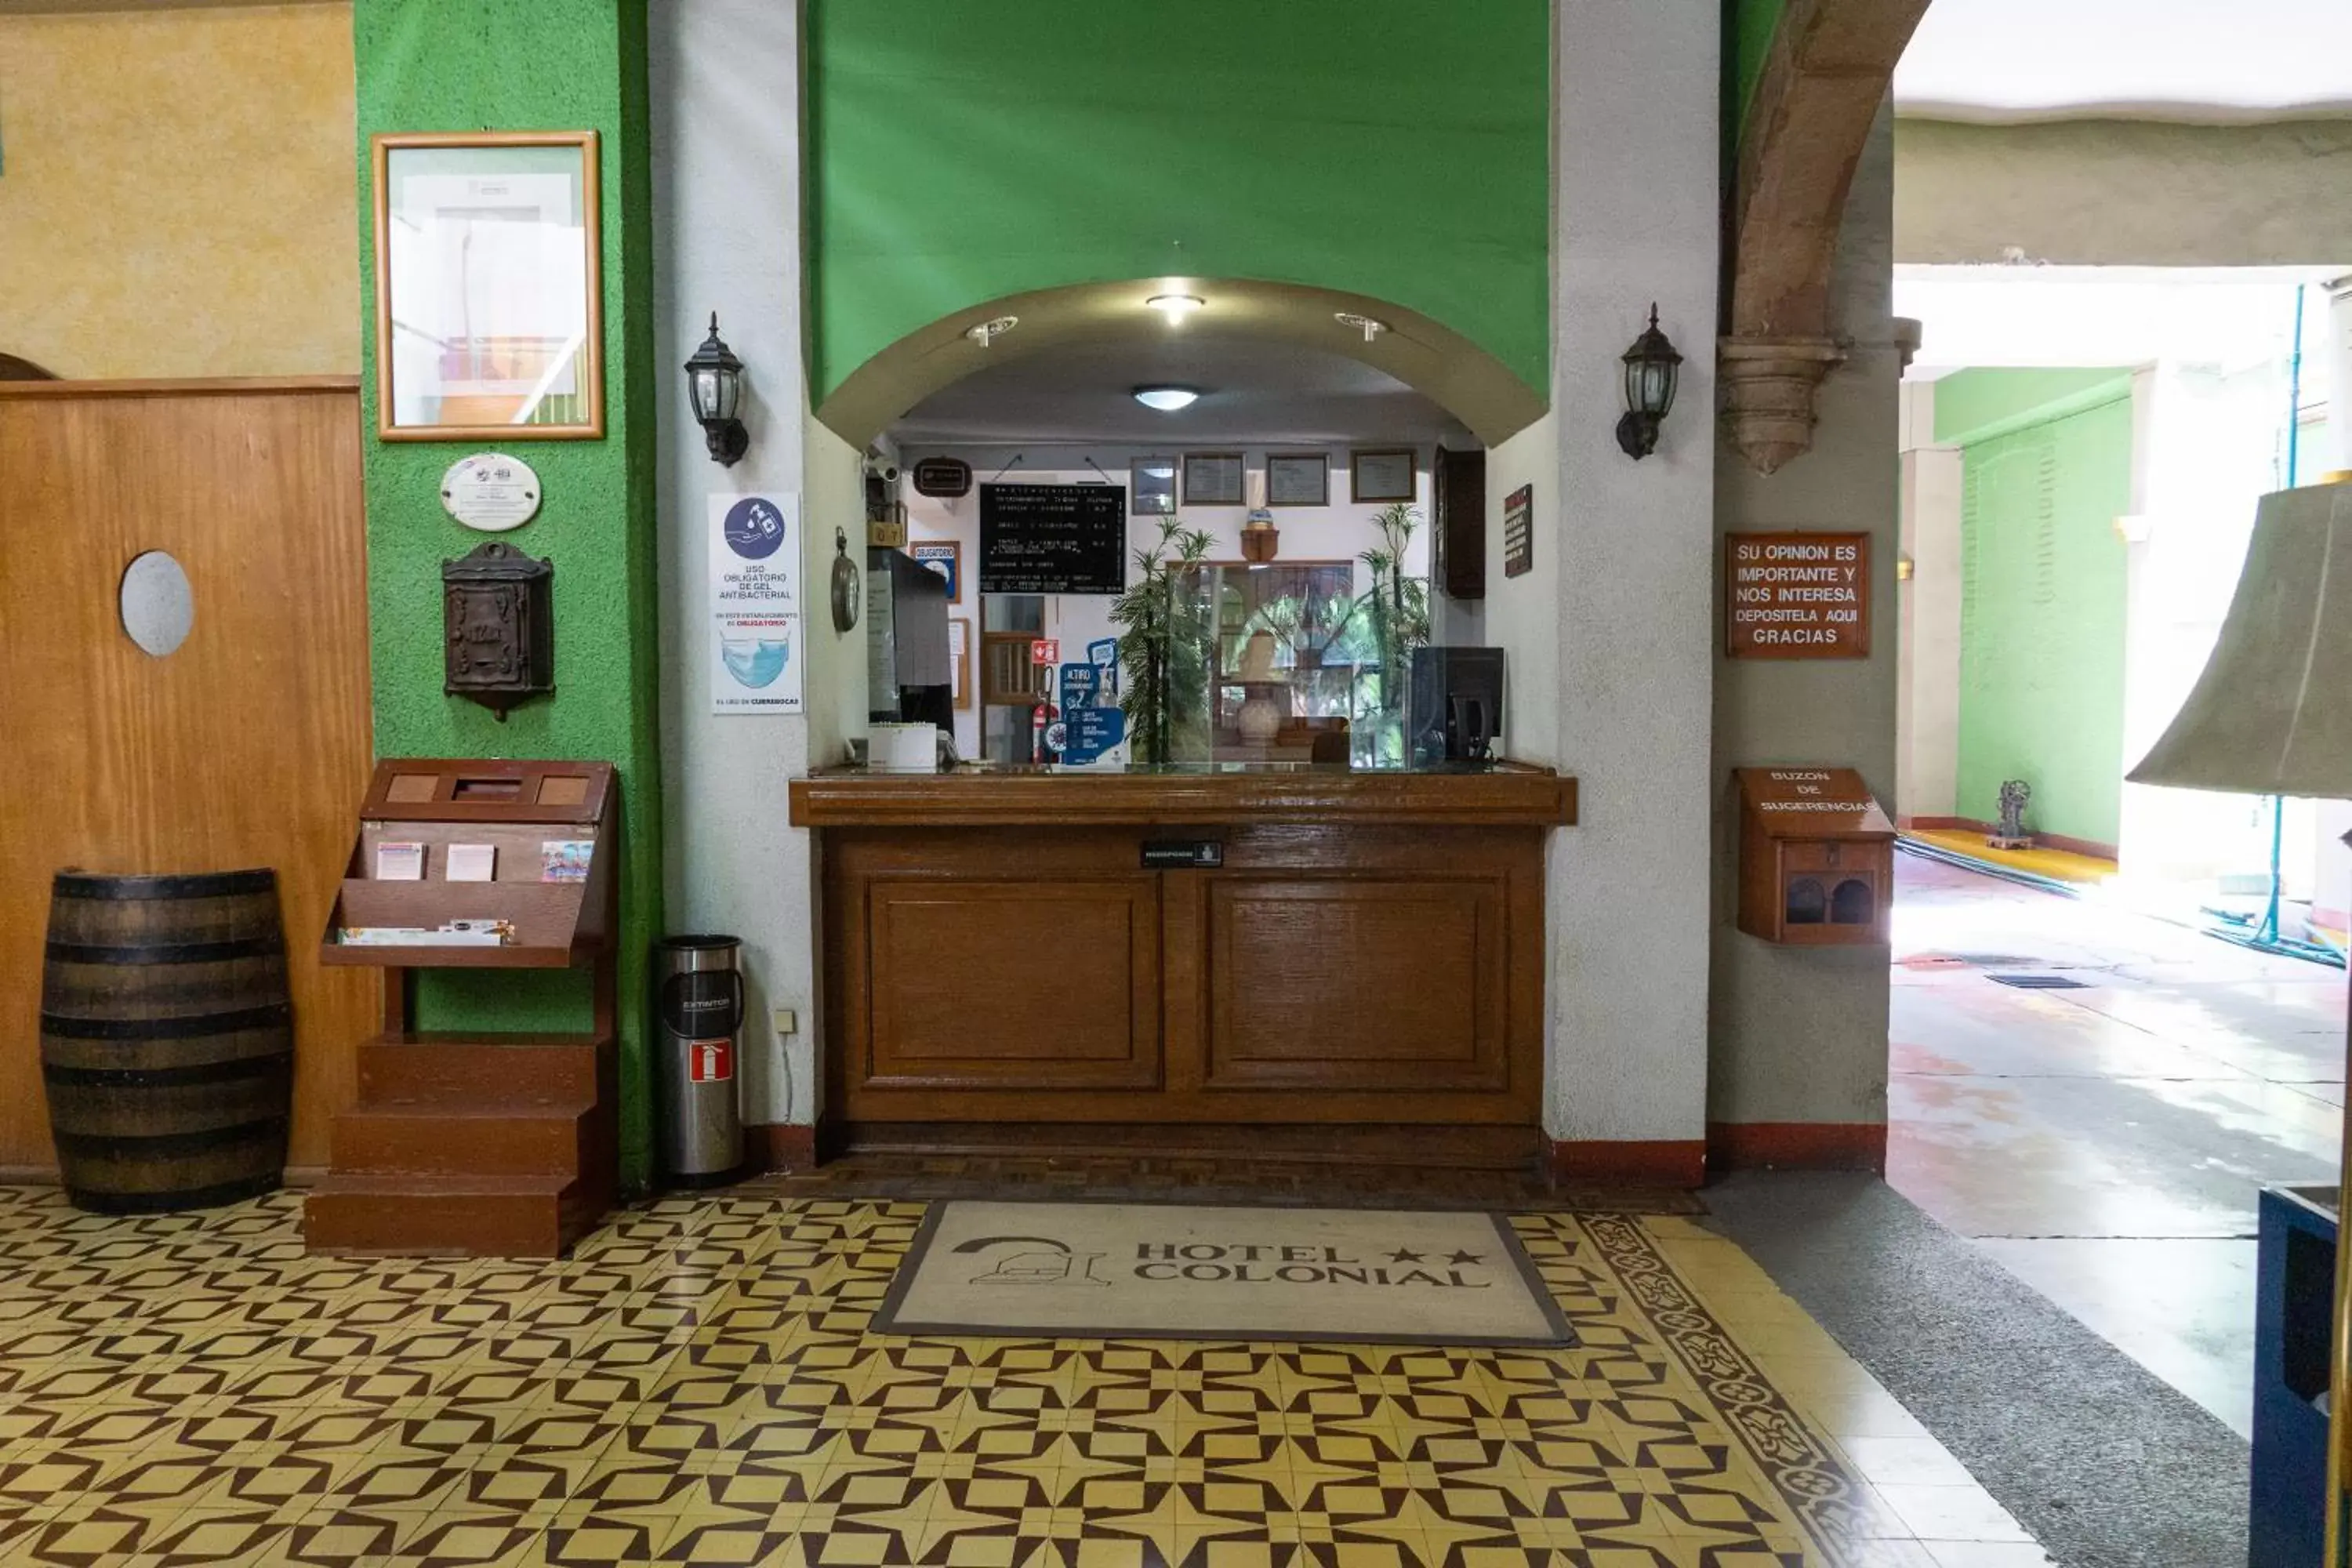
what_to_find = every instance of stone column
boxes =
[1707,107,1901,1167]
[1533,0,1722,1175]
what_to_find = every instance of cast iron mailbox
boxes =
[1735,768,1894,946]
[442,541,554,719]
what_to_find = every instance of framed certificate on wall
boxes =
[1182,452,1245,506]
[1266,453,1330,507]
[372,130,604,441]
[1351,448,1417,503]
[1131,458,1178,516]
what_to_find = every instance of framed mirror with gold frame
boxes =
[372,129,604,441]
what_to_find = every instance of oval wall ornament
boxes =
[120,551,195,657]
[912,457,974,499]
[441,452,544,532]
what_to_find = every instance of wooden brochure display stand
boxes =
[304,759,619,1257]
[1734,768,1894,946]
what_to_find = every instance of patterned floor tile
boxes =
[0,1187,1935,1566]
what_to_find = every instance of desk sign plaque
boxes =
[1726,532,1870,658]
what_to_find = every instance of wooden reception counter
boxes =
[786,764,1576,1163]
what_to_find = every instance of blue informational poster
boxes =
[1062,705,1127,766]
[1044,650,1127,765]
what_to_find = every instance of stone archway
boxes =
[812,277,1548,454]
[1722,0,1931,474]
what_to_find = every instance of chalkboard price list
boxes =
[979,484,1128,596]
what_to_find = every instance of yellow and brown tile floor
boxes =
[0,1188,2048,1568]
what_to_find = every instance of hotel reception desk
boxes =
[786,764,1576,1163]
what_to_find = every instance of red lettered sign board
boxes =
[1726,532,1871,659]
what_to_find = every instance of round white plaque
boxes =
[440,452,543,532]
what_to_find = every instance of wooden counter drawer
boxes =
[855,875,1162,1092]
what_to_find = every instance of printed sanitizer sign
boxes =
[710,494,804,714]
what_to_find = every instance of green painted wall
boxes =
[1936,367,2134,447]
[1952,372,2136,849]
[1725,0,1785,147]
[805,0,1551,401]
[354,0,663,1189]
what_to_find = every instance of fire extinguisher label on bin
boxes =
[688,1039,734,1083]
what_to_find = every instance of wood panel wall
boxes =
[0,379,374,1174]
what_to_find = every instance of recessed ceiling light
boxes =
[964,315,1018,347]
[1147,294,1206,326]
[1335,311,1388,343]
[1133,386,1200,412]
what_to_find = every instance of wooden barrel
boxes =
[39,869,292,1213]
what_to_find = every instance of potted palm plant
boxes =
[1109,517,1214,764]
[1358,503,1431,761]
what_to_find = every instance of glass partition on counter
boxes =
[983,560,1427,770]
[1200,561,1403,768]
[867,556,1443,771]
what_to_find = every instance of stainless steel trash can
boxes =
[655,935,745,1187]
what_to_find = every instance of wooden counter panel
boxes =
[1203,877,1503,1090]
[821,825,1544,1130]
[790,767,1576,829]
[863,878,1160,1091]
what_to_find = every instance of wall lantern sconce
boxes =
[1615,303,1684,460]
[684,313,747,466]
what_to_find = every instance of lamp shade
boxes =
[2128,481,2352,799]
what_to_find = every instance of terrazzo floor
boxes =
[1886,849,2343,1437]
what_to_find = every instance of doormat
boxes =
[873,1200,1575,1347]
[1988,973,2091,989]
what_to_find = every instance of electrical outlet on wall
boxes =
[771,1006,797,1035]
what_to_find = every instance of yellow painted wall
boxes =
[0,3,356,379]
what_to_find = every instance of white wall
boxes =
[651,0,816,1126]
[1896,432,1964,823]
[1537,0,1720,1146]
[1893,120,2352,269]
[896,444,1432,761]
[1480,414,1560,764]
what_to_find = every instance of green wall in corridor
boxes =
[1950,372,2135,850]
[805,0,1552,401]
[1725,0,1785,145]
[354,0,664,1189]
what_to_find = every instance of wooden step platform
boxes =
[305,1031,615,1258]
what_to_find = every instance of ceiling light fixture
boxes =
[964,315,1018,347]
[1133,386,1200,412]
[1147,294,1206,326]
[1335,311,1388,343]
